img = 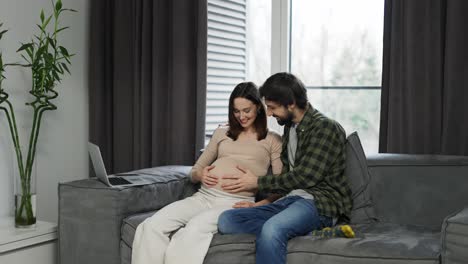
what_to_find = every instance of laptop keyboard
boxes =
[109,177,132,185]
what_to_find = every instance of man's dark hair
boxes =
[227,82,268,141]
[259,72,308,109]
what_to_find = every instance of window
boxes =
[206,0,384,153]
[206,0,247,140]
[206,0,271,143]
[290,0,384,153]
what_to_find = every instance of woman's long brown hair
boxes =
[227,82,268,141]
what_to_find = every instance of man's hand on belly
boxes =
[232,201,255,208]
[221,165,258,193]
[233,199,270,208]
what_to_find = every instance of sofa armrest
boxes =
[58,165,197,264]
[441,207,468,263]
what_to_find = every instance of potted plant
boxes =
[0,0,75,228]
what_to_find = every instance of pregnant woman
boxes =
[132,82,283,264]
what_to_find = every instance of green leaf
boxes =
[55,0,63,12]
[47,37,56,50]
[0,29,7,39]
[20,54,31,64]
[46,52,54,61]
[43,15,53,28]
[59,46,69,57]
[36,46,46,57]
[40,9,45,22]
[5,63,30,67]
[61,62,70,74]
[17,43,34,52]
[36,24,47,35]
[53,64,61,73]
[55,26,69,34]
[61,8,77,13]
[52,70,60,81]
[25,47,33,60]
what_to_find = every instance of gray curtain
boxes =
[379,0,468,155]
[89,0,207,173]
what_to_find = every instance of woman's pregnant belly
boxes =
[205,158,256,197]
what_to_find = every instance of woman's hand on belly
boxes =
[201,165,218,187]
[208,161,243,187]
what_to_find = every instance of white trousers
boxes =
[132,187,253,264]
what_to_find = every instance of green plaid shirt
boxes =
[258,104,352,219]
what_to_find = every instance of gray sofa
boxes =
[59,133,468,264]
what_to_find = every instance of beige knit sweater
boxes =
[191,126,283,197]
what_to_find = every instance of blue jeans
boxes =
[218,196,332,264]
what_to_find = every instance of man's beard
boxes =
[274,111,294,126]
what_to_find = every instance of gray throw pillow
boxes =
[345,132,377,224]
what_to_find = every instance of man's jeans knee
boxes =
[217,209,235,234]
[217,197,333,264]
[218,207,265,235]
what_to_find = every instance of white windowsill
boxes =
[0,217,57,254]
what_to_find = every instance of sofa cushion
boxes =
[287,223,440,264]
[122,212,257,264]
[345,132,377,224]
[121,212,440,264]
[205,223,440,264]
[205,234,257,264]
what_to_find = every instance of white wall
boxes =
[0,0,89,223]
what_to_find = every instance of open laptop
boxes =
[88,142,152,187]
